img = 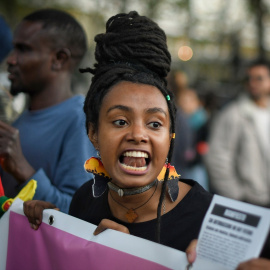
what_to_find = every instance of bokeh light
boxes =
[178,46,193,61]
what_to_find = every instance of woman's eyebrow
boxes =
[106,105,131,114]
[106,105,167,116]
[146,107,167,116]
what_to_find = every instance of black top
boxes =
[69,179,213,252]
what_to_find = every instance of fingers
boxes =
[0,126,35,182]
[0,121,19,141]
[186,239,198,264]
[236,258,270,270]
[0,122,20,163]
[23,200,57,230]
[0,120,16,132]
[93,219,130,236]
[0,120,19,145]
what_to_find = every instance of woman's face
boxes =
[89,81,171,188]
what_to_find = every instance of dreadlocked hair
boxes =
[82,11,176,244]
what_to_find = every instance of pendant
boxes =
[125,208,138,223]
[118,189,124,197]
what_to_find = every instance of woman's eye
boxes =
[114,119,127,126]
[149,122,161,129]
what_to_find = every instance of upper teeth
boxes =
[123,151,148,158]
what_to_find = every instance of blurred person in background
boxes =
[205,59,270,207]
[168,70,194,180]
[0,16,12,64]
[177,88,210,191]
[169,69,209,190]
[169,70,188,99]
[171,106,193,178]
[0,15,18,124]
[0,8,96,213]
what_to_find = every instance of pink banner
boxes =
[7,212,170,270]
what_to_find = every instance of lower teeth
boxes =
[121,163,147,171]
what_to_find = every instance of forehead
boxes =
[102,81,168,112]
[248,65,270,75]
[14,21,47,44]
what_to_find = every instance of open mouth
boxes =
[119,151,150,172]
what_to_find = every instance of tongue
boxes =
[122,157,146,167]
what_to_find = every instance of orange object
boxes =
[196,141,209,155]
[84,157,110,178]
[157,163,180,182]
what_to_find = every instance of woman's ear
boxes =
[88,123,99,149]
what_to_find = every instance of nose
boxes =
[6,50,16,66]
[126,123,148,144]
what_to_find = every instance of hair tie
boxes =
[166,95,170,101]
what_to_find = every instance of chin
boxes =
[10,86,23,96]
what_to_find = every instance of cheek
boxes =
[155,133,171,157]
[165,140,171,157]
[19,59,39,77]
[98,130,117,156]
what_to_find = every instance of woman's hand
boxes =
[236,258,270,270]
[186,239,198,264]
[23,200,59,230]
[185,240,270,269]
[94,219,130,235]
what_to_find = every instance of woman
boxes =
[23,11,270,269]
[24,11,212,252]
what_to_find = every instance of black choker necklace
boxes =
[107,179,157,197]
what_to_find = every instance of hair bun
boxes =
[94,11,171,79]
